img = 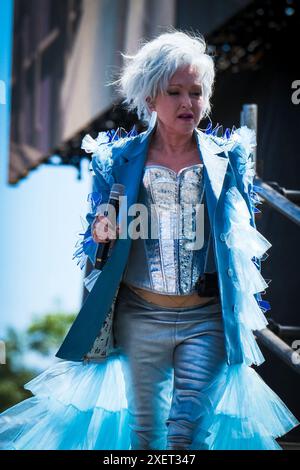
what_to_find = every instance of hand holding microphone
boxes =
[92,184,125,270]
[92,214,121,244]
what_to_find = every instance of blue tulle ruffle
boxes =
[193,362,299,450]
[0,355,299,450]
[1,125,299,450]
[0,355,131,450]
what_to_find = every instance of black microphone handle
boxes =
[94,197,120,270]
[95,240,111,270]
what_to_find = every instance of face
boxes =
[147,65,204,135]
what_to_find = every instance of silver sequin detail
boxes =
[123,164,209,295]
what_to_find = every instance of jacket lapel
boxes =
[112,114,157,208]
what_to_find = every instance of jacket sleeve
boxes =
[82,172,111,266]
[73,141,113,269]
[73,126,138,271]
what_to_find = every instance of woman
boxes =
[0,30,299,450]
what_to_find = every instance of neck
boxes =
[150,123,197,155]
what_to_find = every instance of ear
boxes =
[146,96,155,112]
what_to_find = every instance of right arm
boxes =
[73,157,120,268]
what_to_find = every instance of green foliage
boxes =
[0,311,75,412]
[0,327,34,412]
[27,312,76,356]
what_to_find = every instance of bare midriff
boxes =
[123,283,218,308]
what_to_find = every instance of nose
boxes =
[180,92,193,109]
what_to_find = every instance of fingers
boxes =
[92,215,121,243]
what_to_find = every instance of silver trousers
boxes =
[113,283,227,450]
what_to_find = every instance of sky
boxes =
[0,0,91,338]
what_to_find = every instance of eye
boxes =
[167,91,179,95]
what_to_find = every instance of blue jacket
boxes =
[56,112,271,366]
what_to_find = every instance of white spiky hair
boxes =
[108,28,215,125]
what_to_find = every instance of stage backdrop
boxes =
[8,0,176,184]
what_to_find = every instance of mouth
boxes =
[177,113,194,121]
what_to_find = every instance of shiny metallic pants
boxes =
[113,283,227,450]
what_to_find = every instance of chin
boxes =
[176,120,196,133]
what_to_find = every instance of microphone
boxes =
[94,183,125,270]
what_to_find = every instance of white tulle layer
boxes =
[195,362,299,450]
[0,355,299,450]
[223,186,273,366]
[0,355,131,450]
[25,356,128,412]
[1,124,298,449]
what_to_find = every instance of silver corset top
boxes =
[122,163,212,295]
